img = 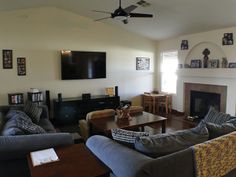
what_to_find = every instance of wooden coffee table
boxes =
[27,144,110,177]
[89,111,167,136]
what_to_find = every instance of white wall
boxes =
[0,7,156,105]
[157,27,236,115]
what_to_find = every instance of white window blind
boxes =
[161,51,178,93]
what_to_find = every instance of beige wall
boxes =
[157,27,236,115]
[0,7,156,105]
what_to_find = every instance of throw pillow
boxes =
[204,106,231,125]
[206,119,236,139]
[2,110,46,135]
[134,125,209,158]
[111,128,149,147]
[24,101,43,123]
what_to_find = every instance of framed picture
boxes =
[136,57,150,70]
[208,59,219,68]
[228,62,236,68]
[2,49,13,69]
[181,40,188,50]
[222,33,234,45]
[105,87,114,96]
[190,59,202,68]
[17,57,26,76]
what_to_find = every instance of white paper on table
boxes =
[30,148,59,167]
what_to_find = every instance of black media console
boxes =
[53,95,120,125]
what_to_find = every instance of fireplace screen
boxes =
[190,90,221,118]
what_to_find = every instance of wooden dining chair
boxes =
[142,95,154,113]
[155,94,172,114]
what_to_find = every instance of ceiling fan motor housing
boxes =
[112,7,129,18]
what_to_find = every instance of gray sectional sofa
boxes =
[0,105,73,177]
[86,133,236,177]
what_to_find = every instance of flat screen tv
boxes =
[61,50,106,80]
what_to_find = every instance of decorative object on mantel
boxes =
[190,59,202,68]
[228,63,236,68]
[184,64,190,68]
[208,59,219,68]
[181,40,188,50]
[116,104,131,120]
[136,57,150,70]
[178,64,183,68]
[221,57,228,68]
[17,57,26,76]
[222,33,233,45]
[2,49,13,69]
[202,48,210,68]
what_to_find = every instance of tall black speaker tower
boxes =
[115,86,119,97]
[45,90,50,111]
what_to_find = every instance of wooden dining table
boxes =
[143,93,169,114]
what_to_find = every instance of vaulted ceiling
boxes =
[1,0,236,40]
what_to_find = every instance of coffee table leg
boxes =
[161,120,166,133]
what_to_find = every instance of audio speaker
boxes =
[115,86,119,97]
[58,93,62,102]
[45,90,50,111]
[82,93,91,100]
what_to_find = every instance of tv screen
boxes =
[61,51,106,80]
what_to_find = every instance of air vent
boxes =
[137,0,151,7]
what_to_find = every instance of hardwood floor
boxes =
[145,112,199,134]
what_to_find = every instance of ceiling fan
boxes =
[93,0,153,24]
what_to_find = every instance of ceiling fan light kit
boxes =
[93,0,153,24]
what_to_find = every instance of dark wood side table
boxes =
[27,144,110,177]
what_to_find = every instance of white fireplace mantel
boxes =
[177,68,236,79]
[174,69,236,116]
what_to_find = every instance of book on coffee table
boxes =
[30,148,59,167]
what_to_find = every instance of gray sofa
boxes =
[0,105,73,177]
[86,134,236,177]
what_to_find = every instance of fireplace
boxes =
[190,90,221,118]
[184,83,227,118]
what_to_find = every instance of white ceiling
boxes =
[1,0,236,40]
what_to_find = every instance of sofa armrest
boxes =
[0,133,73,160]
[79,119,89,140]
[86,135,152,177]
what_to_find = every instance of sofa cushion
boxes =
[111,128,149,147]
[204,106,231,125]
[134,125,209,158]
[2,110,46,135]
[206,118,236,139]
[23,101,43,123]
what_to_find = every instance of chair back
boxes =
[143,95,154,113]
[86,109,115,120]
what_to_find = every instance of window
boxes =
[161,51,178,93]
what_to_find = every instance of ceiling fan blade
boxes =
[124,5,138,13]
[129,13,153,18]
[94,16,111,21]
[92,10,112,14]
